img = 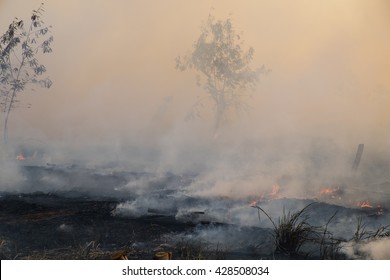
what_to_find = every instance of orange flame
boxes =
[248,184,281,206]
[248,201,257,207]
[16,154,26,161]
[357,201,373,208]
[320,188,338,195]
[269,184,280,197]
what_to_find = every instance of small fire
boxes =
[357,201,374,208]
[248,201,257,207]
[320,188,338,195]
[269,184,280,198]
[357,201,385,216]
[319,187,343,200]
[248,184,281,206]
[16,154,26,161]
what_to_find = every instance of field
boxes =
[1,164,389,260]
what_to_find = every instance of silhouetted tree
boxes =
[176,14,267,135]
[0,4,53,144]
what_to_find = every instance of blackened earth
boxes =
[0,165,388,260]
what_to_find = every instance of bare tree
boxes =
[0,4,53,145]
[176,14,267,135]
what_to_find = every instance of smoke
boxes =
[0,156,23,192]
[341,238,390,260]
[1,1,390,235]
[0,0,388,144]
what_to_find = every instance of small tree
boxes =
[176,14,267,135]
[0,4,53,145]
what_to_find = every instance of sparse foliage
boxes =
[273,206,317,255]
[318,211,342,259]
[0,3,53,144]
[352,216,390,242]
[338,217,390,259]
[175,238,226,260]
[176,14,268,134]
[252,203,390,259]
[252,203,320,257]
[252,203,343,258]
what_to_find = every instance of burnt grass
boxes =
[0,192,278,260]
[0,165,194,259]
[0,165,388,260]
[0,192,195,259]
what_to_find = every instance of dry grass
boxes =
[352,216,390,242]
[21,242,109,260]
[337,217,390,259]
[273,204,319,256]
[9,241,142,260]
[174,238,226,260]
[252,203,324,257]
[252,203,390,259]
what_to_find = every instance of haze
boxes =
[1,0,390,197]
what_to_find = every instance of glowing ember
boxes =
[356,201,385,215]
[357,201,374,208]
[248,201,257,207]
[16,154,26,161]
[320,188,338,195]
[248,184,281,206]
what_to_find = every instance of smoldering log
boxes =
[352,144,364,171]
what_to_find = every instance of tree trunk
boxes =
[213,105,224,139]
[3,111,10,145]
[3,86,19,145]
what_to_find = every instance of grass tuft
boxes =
[252,203,342,258]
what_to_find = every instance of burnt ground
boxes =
[0,162,271,260]
[0,164,389,260]
[0,192,187,259]
[0,192,275,260]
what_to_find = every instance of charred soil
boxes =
[0,165,389,260]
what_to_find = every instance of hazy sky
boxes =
[1,0,389,149]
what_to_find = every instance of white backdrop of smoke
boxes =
[0,0,389,151]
